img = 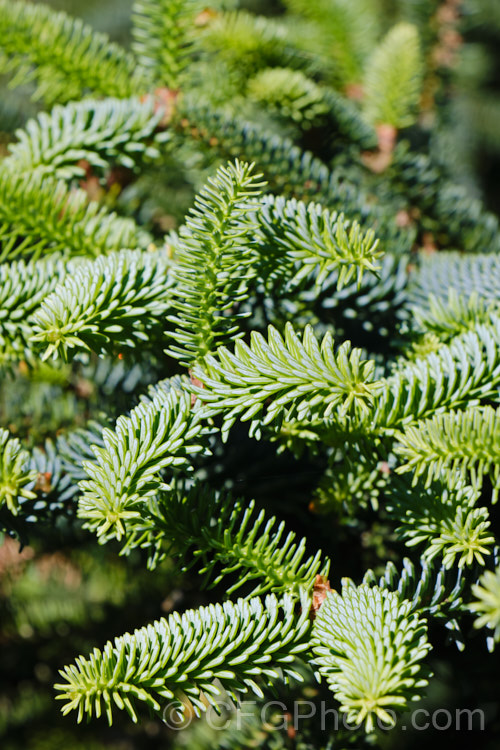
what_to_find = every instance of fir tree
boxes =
[0,1,499,748]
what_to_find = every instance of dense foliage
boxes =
[1,1,500,748]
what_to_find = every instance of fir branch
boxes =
[408,252,500,310]
[167,160,265,365]
[0,169,145,262]
[77,383,209,542]
[433,183,500,254]
[256,251,410,365]
[56,421,108,488]
[303,251,410,351]
[1,419,110,540]
[283,0,379,87]
[0,255,65,363]
[253,195,383,291]
[0,429,37,516]
[4,98,170,179]
[176,103,412,256]
[386,478,495,568]
[311,451,391,514]
[470,566,500,643]
[322,87,378,148]
[132,0,200,88]
[30,439,79,504]
[177,102,366,209]
[373,317,500,429]
[2,440,79,541]
[412,290,498,341]
[362,557,466,621]
[153,487,327,596]
[55,593,311,724]
[391,148,500,254]
[247,67,331,126]
[199,10,300,78]
[192,323,382,439]
[0,0,151,106]
[363,23,423,129]
[31,249,172,360]
[200,9,337,85]
[312,582,431,731]
[394,406,500,501]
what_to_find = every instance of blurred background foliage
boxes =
[1,0,500,748]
